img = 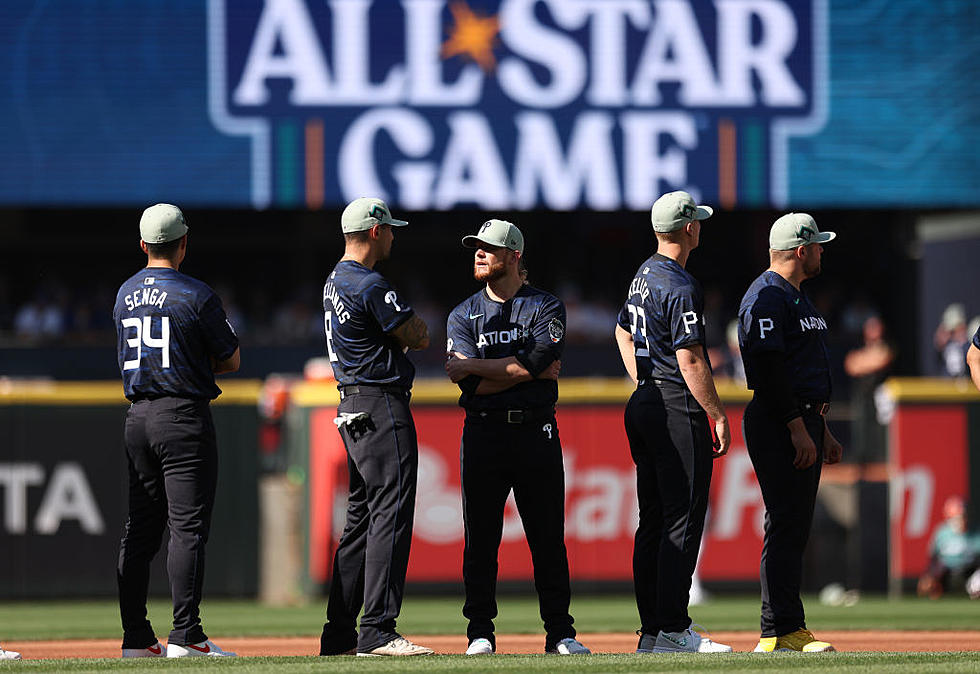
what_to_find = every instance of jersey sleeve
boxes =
[616,303,631,331]
[446,303,481,395]
[666,284,705,351]
[516,295,566,377]
[974,325,980,350]
[740,287,788,354]
[199,294,239,362]
[446,304,479,358]
[362,277,414,332]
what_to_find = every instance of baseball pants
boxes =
[624,381,713,635]
[117,397,217,648]
[320,388,418,654]
[743,395,825,637]
[460,413,576,650]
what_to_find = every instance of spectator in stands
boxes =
[917,496,980,599]
[935,304,970,377]
[844,315,895,462]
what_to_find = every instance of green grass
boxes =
[3,653,980,673]
[1,594,977,641]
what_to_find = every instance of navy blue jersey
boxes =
[617,253,708,386]
[737,271,832,401]
[114,267,238,401]
[323,260,415,388]
[447,285,565,411]
[974,326,980,350]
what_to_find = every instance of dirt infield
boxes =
[8,631,980,659]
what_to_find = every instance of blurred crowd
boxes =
[3,275,977,386]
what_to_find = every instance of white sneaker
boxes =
[653,627,732,653]
[122,641,164,658]
[0,646,21,660]
[357,636,434,656]
[166,640,236,657]
[547,637,591,654]
[465,638,494,655]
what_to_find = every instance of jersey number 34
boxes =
[121,316,171,370]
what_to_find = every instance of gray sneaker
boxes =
[357,636,434,657]
[547,637,591,654]
[653,627,732,653]
[636,631,657,653]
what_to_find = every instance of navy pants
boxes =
[320,388,418,654]
[624,382,713,635]
[743,396,825,637]
[460,413,576,650]
[117,397,217,648]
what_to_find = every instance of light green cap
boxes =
[769,213,836,250]
[140,203,188,244]
[461,219,524,255]
[341,197,408,233]
[651,190,713,232]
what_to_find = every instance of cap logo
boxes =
[681,204,696,219]
[480,220,493,234]
[368,204,386,222]
[797,225,814,241]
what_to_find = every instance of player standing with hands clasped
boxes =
[445,220,590,657]
[737,213,842,653]
[114,204,240,658]
[615,191,732,654]
[317,198,433,657]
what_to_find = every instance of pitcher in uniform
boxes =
[317,198,433,658]
[445,219,590,657]
[114,204,240,658]
[614,191,732,654]
[737,212,843,653]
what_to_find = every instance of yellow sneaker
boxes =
[753,629,835,653]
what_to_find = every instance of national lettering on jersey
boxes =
[209,0,826,209]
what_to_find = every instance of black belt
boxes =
[130,393,200,402]
[801,401,830,416]
[466,406,555,425]
[339,384,411,398]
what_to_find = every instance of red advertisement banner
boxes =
[888,405,969,578]
[309,404,766,583]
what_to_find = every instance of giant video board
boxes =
[0,1,976,209]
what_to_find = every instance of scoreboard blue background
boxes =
[0,0,976,209]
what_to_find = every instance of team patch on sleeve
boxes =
[548,318,565,343]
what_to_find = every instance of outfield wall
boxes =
[1,377,976,597]
[0,381,261,598]
[285,377,978,594]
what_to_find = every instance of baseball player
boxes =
[114,204,240,658]
[0,645,20,660]
[445,220,590,657]
[614,191,732,654]
[318,198,433,657]
[967,322,980,391]
[737,213,842,653]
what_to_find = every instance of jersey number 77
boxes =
[626,304,650,357]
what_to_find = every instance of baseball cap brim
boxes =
[814,231,835,243]
[695,205,713,220]
[461,235,493,249]
[387,216,409,227]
